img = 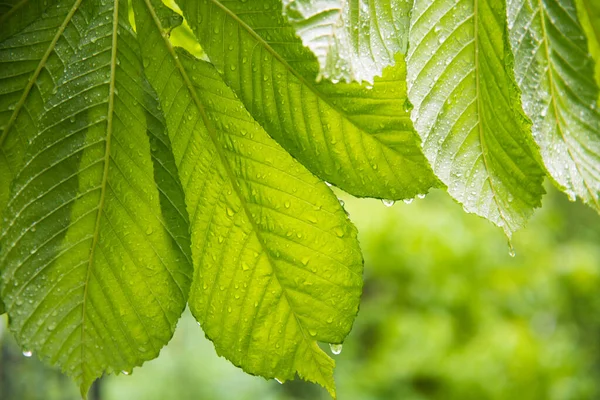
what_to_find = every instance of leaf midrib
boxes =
[207,0,414,158]
[80,0,119,384]
[536,0,600,209]
[142,0,323,365]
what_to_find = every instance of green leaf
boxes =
[175,0,438,201]
[1,0,85,228]
[405,0,546,236]
[0,0,61,42]
[0,0,192,394]
[282,0,412,84]
[133,0,363,396]
[577,0,600,103]
[507,0,600,211]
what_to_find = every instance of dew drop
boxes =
[403,198,414,204]
[324,181,332,187]
[23,350,33,357]
[508,241,516,258]
[382,199,395,207]
[274,378,283,384]
[329,343,342,355]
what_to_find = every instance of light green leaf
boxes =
[175,0,438,201]
[133,0,363,396]
[0,0,192,394]
[282,0,412,84]
[577,0,600,103]
[507,0,600,211]
[406,0,546,236]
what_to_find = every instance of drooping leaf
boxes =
[507,0,600,211]
[282,0,413,84]
[175,0,438,201]
[133,0,364,396]
[405,0,546,236]
[576,0,600,103]
[0,0,192,394]
[0,0,85,227]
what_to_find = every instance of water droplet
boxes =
[23,350,33,357]
[417,193,426,199]
[403,198,414,204]
[121,370,130,375]
[324,182,332,187]
[329,343,342,355]
[508,241,516,257]
[338,199,345,207]
[146,227,153,235]
[274,378,283,384]
[382,199,395,207]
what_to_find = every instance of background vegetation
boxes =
[3,185,600,400]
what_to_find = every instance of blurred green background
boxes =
[2,185,600,400]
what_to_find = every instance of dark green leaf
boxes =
[0,0,192,394]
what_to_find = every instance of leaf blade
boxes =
[507,0,600,211]
[406,0,546,236]
[282,0,412,84]
[577,0,600,103]
[134,0,364,395]
[0,0,192,393]
[176,0,438,201]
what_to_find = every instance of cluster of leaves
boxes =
[0,0,599,397]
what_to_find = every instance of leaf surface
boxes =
[577,0,600,102]
[1,0,85,227]
[0,0,61,42]
[282,0,412,84]
[134,0,364,396]
[507,0,600,211]
[176,0,438,201]
[0,0,192,394]
[406,0,546,236]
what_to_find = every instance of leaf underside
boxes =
[0,0,192,394]
[282,0,413,84]
[508,0,600,212]
[135,0,363,397]
[176,0,439,201]
[406,0,546,236]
